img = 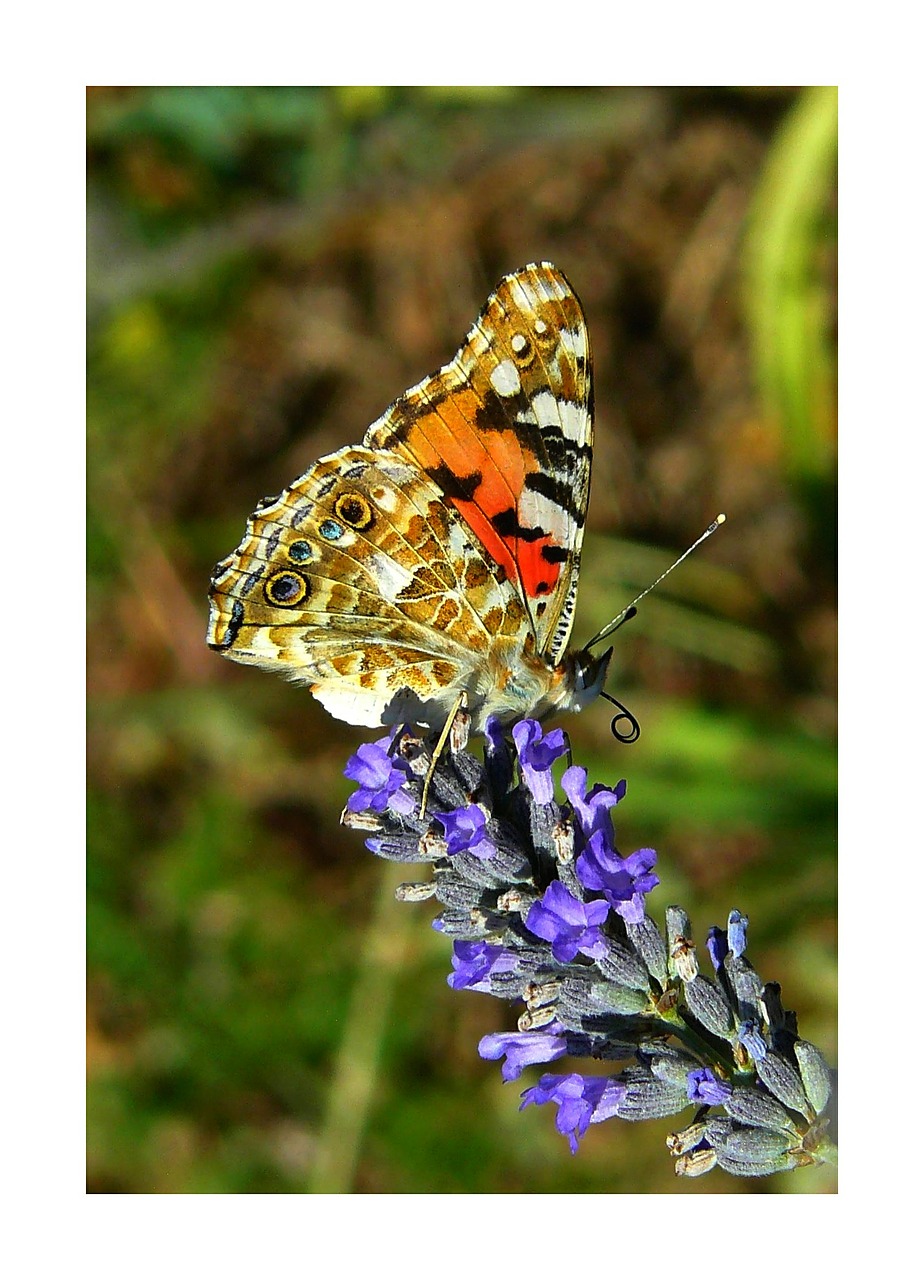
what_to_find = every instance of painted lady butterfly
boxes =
[207,262,614,733]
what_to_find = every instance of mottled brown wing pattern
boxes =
[208,447,531,728]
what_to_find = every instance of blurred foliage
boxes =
[87,86,837,1194]
[742,86,837,485]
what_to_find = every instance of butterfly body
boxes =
[208,262,610,732]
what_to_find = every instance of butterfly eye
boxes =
[264,570,309,607]
[510,332,535,367]
[287,540,314,563]
[334,492,374,531]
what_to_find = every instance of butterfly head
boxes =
[566,645,614,713]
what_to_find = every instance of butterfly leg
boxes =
[419,692,468,818]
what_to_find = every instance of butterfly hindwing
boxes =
[207,446,529,727]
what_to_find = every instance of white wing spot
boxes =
[559,399,587,442]
[520,489,569,546]
[370,485,398,514]
[511,333,528,353]
[559,328,587,360]
[370,553,414,603]
[490,359,522,398]
[249,630,282,660]
[534,319,548,334]
[530,391,587,442]
[530,390,562,428]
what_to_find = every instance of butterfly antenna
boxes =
[600,690,641,743]
[583,514,726,652]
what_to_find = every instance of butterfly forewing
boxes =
[365,262,593,664]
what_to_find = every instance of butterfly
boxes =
[207,262,617,735]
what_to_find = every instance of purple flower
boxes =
[525,881,609,963]
[482,714,514,797]
[484,715,508,759]
[562,765,626,838]
[738,1019,767,1062]
[687,1067,732,1106]
[576,833,659,924]
[343,735,414,815]
[512,719,568,804]
[449,940,518,991]
[706,926,728,971]
[520,1073,627,1154]
[478,1027,568,1081]
[727,910,749,958]
[434,804,496,860]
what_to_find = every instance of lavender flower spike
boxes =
[340,712,837,1182]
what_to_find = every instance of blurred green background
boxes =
[86,85,837,1194]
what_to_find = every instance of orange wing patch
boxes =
[364,262,592,660]
[374,396,566,601]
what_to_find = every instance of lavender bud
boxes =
[617,1067,690,1121]
[596,941,651,991]
[714,1128,799,1177]
[683,975,735,1038]
[395,881,437,902]
[723,1086,799,1136]
[795,1040,832,1115]
[625,917,668,985]
[756,1050,812,1119]
[590,982,653,1016]
[518,1006,559,1032]
[674,1147,719,1177]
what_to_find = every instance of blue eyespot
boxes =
[288,539,313,563]
[319,519,344,541]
